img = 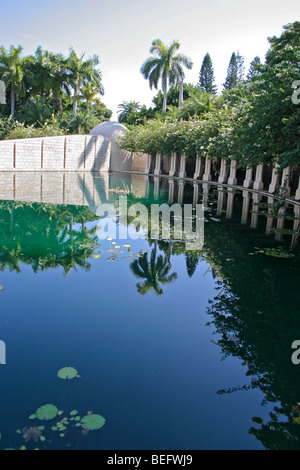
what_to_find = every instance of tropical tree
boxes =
[0,45,25,117]
[117,101,141,123]
[79,82,103,110]
[130,242,178,296]
[140,39,193,114]
[198,53,217,94]
[66,47,104,116]
[19,96,52,125]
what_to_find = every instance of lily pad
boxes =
[36,404,58,421]
[57,367,78,380]
[81,414,106,431]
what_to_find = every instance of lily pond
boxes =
[0,172,300,450]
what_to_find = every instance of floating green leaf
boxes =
[70,410,78,416]
[81,414,106,431]
[57,367,78,380]
[28,414,37,420]
[40,436,46,442]
[36,404,59,421]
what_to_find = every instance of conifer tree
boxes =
[236,50,245,83]
[198,53,217,94]
[247,56,261,79]
[223,51,245,90]
[223,52,238,90]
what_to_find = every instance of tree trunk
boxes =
[178,81,183,108]
[11,87,15,117]
[73,83,78,116]
[162,75,167,114]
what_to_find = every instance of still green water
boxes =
[0,172,300,450]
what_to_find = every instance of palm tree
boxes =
[117,101,141,123]
[140,39,193,114]
[79,82,102,110]
[130,243,178,296]
[66,47,104,116]
[0,45,25,117]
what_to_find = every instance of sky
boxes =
[1,0,300,119]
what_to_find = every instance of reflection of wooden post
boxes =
[193,156,202,180]
[203,158,211,181]
[290,205,300,250]
[265,196,275,235]
[178,181,185,204]
[295,175,300,200]
[241,190,251,225]
[168,179,175,203]
[218,159,228,184]
[192,184,199,207]
[280,167,291,196]
[144,176,150,198]
[253,163,264,191]
[154,176,160,200]
[154,154,161,175]
[275,204,287,241]
[202,182,210,207]
[178,154,186,179]
[217,187,225,216]
[169,153,177,177]
[250,193,262,228]
[243,168,253,189]
[269,167,280,194]
[228,159,237,185]
[226,189,235,219]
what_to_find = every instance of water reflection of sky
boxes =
[0,173,299,450]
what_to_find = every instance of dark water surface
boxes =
[0,172,300,450]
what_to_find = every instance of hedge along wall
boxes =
[0,134,111,172]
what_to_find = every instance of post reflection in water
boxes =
[0,172,300,450]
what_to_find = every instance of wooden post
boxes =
[269,166,280,194]
[145,154,152,174]
[169,153,177,177]
[253,163,264,191]
[280,167,291,196]
[295,174,300,200]
[193,157,202,180]
[178,154,186,179]
[203,157,212,181]
[154,154,161,176]
[218,159,228,184]
[243,167,253,189]
[228,160,237,186]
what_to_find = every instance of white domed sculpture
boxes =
[89,121,132,173]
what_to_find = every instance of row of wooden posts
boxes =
[143,153,300,201]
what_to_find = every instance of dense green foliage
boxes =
[0,46,112,138]
[120,22,300,169]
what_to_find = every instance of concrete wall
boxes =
[0,134,111,172]
[132,153,148,173]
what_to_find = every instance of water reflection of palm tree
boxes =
[130,242,178,296]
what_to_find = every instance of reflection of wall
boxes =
[0,172,110,209]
